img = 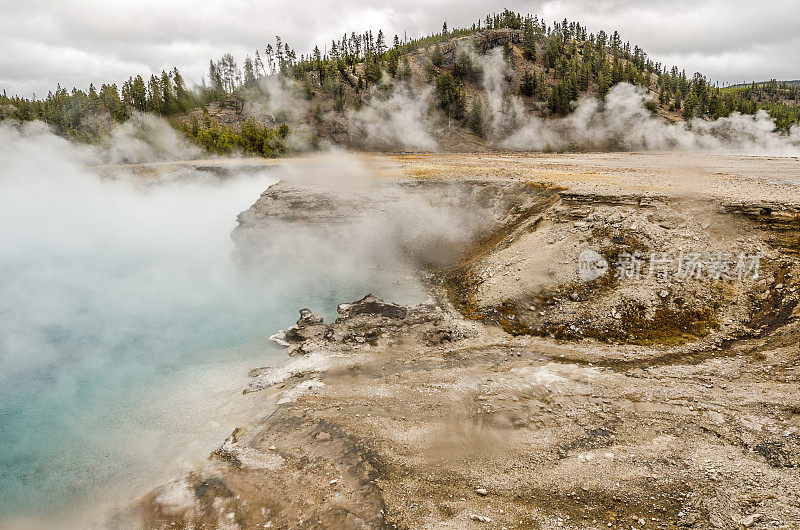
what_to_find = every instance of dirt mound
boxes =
[444,191,800,349]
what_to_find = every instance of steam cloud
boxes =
[0,119,286,524]
[0,122,435,525]
[234,45,799,156]
[244,72,438,152]
[349,84,438,151]
[503,83,800,154]
[472,45,526,138]
[100,112,203,164]
[233,149,491,274]
[4,47,799,523]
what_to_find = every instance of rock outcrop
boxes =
[281,295,463,348]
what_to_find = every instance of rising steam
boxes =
[101,112,203,164]
[503,83,800,154]
[233,149,490,273]
[349,84,438,151]
[0,121,434,526]
[234,44,799,156]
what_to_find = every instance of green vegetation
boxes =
[0,68,196,142]
[2,8,799,153]
[519,70,536,97]
[718,80,800,130]
[181,113,289,156]
[276,9,799,129]
[434,72,466,120]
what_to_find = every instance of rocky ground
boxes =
[132,152,800,529]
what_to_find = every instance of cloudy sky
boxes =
[2,0,798,98]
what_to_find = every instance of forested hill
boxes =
[728,80,800,89]
[2,9,799,155]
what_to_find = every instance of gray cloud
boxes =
[1,0,798,98]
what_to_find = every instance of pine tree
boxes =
[469,97,488,137]
[313,45,323,80]
[399,57,412,80]
[434,72,465,121]
[376,30,386,56]
[131,75,147,111]
[254,50,265,77]
[520,70,536,97]
[598,63,612,97]
[243,56,256,86]
[523,19,536,60]
[264,44,275,75]
[208,61,224,98]
[172,68,191,111]
[387,49,399,77]
[146,75,162,113]
[683,92,699,120]
[431,44,443,68]
[159,70,175,114]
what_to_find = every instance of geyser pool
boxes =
[0,127,425,524]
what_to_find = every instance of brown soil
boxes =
[124,152,800,529]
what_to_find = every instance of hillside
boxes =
[2,9,799,154]
[719,80,800,130]
[728,80,800,89]
[211,26,673,152]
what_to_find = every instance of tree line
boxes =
[1,8,798,149]
[0,68,197,142]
